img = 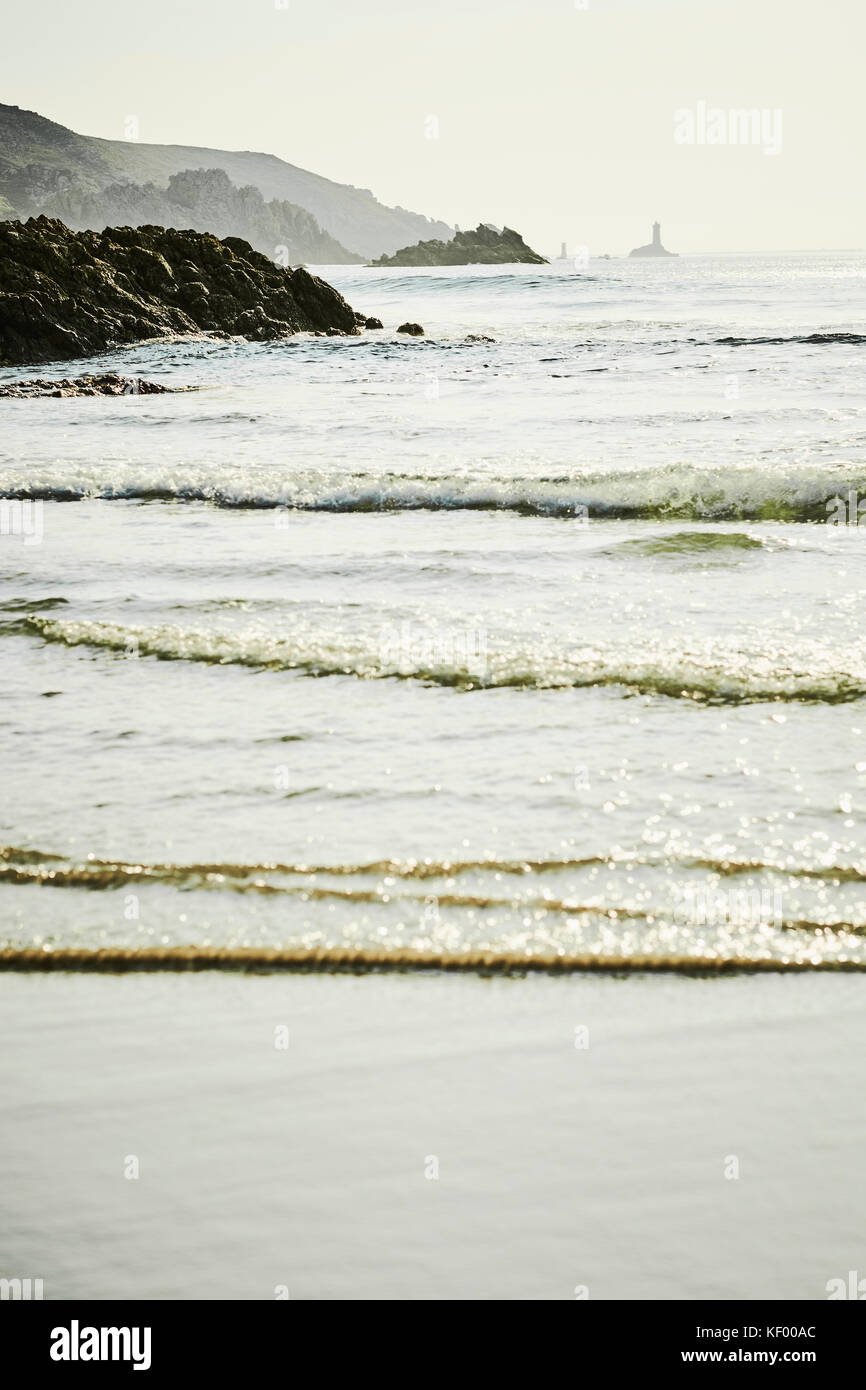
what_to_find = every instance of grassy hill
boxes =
[0,104,453,260]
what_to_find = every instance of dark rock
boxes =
[370,224,547,267]
[397,322,425,336]
[465,333,495,343]
[364,316,384,329]
[0,373,188,397]
[0,216,368,366]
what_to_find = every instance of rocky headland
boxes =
[0,216,366,366]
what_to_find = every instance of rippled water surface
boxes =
[2,254,865,967]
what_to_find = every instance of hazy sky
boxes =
[2,0,863,253]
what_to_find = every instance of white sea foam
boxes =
[1,461,865,520]
[16,614,866,703]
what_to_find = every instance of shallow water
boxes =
[2,254,865,968]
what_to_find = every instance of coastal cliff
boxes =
[40,168,364,266]
[0,103,454,260]
[0,216,364,366]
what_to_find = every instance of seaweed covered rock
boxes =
[0,216,366,365]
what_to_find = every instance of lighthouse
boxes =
[629,220,677,258]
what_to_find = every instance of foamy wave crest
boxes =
[2,462,865,520]
[15,615,866,703]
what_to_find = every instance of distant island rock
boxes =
[0,216,366,366]
[629,221,677,258]
[369,223,547,267]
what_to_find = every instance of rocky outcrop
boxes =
[41,168,363,266]
[397,322,425,336]
[0,216,365,366]
[369,223,547,267]
[0,103,454,260]
[0,374,185,397]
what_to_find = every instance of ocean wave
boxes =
[2,845,864,889]
[328,270,597,292]
[2,463,866,521]
[0,595,69,611]
[0,862,655,917]
[12,614,866,703]
[712,332,866,346]
[4,845,864,969]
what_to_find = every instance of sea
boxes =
[2,252,866,971]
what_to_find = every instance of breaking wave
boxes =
[11,614,866,703]
[2,462,865,521]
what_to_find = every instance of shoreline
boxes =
[2,946,865,974]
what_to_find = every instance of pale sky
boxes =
[1,0,863,254]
